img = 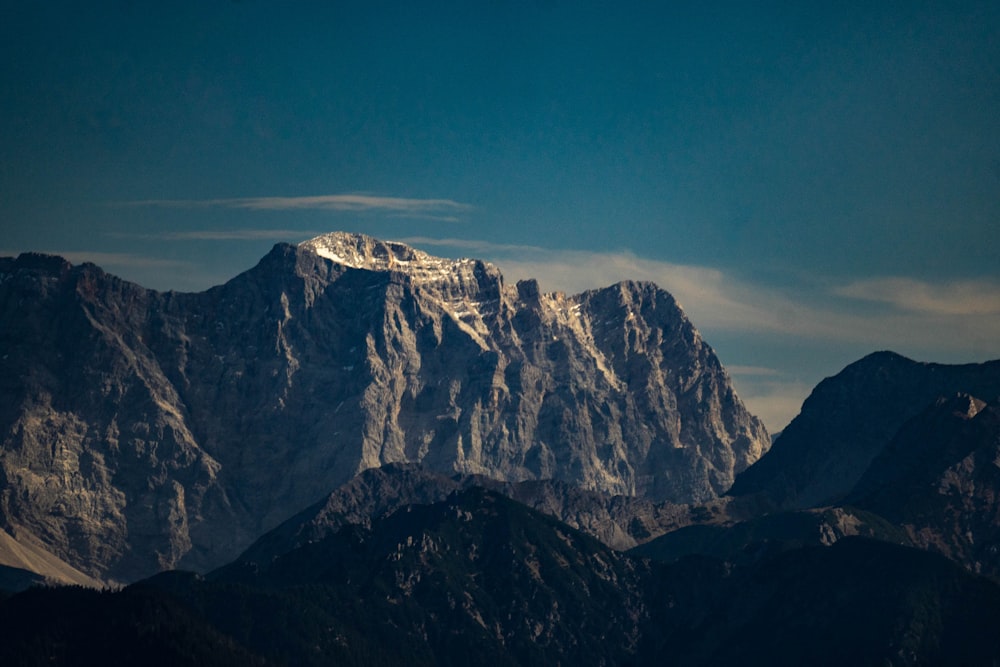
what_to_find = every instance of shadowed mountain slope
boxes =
[729,351,1000,510]
[4,489,1000,666]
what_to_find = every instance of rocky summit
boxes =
[0,232,768,582]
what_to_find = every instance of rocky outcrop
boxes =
[0,232,768,581]
[0,254,231,582]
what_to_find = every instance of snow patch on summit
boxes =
[300,231,491,286]
[301,232,504,348]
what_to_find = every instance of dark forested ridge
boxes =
[3,489,1000,666]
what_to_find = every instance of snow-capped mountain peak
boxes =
[299,231,488,285]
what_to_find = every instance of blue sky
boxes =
[3,1,999,430]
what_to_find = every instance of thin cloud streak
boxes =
[727,365,783,377]
[834,277,1000,316]
[117,194,471,217]
[386,214,464,223]
[113,229,327,241]
[399,236,549,255]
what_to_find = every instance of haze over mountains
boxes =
[2,232,999,665]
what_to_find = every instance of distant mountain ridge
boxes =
[646,352,1000,578]
[0,232,768,582]
[729,351,1000,509]
[232,462,750,568]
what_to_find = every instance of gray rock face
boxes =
[0,232,768,581]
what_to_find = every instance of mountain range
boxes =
[2,232,999,665]
[0,232,766,582]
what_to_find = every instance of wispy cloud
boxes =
[116,194,471,220]
[112,229,326,242]
[726,365,783,377]
[397,236,548,255]
[833,277,1000,316]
